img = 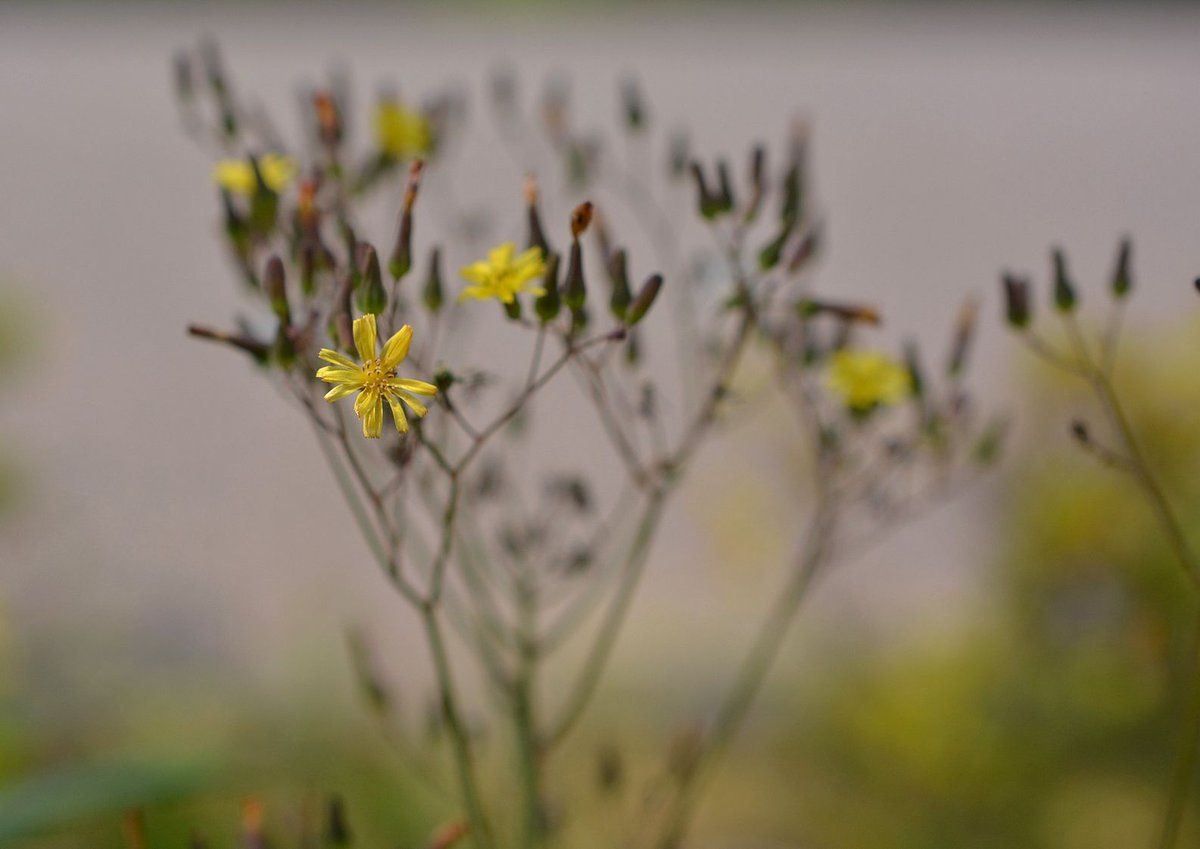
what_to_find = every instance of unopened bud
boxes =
[1052,247,1077,313]
[758,219,795,270]
[534,252,562,323]
[780,161,802,224]
[263,255,290,323]
[423,246,444,312]
[904,339,926,400]
[785,223,822,273]
[715,159,735,213]
[947,296,978,376]
[314,90,342,148]
[1111,236,1132,299]
[607,249,631,320]
[689,162,720,220]
[524,174,550,255]
[1001,273,1031,329]
[796,298,880,326]
[563,240,587,311]
[620,77,645,132]
[744,144,767,223]
[357,244,387,315]
[389,160,422,281]
[668,130,689,180]
[299,241,317,296]
[973,416,1009,466]
[626,274,663,325]
[570,201,593,239]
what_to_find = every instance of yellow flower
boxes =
[373,100,432,159]
[824,349,912,412]
[316,314,438,438]
[459,243,546,304]
[212,153,298,196]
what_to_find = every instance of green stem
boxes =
[513,574,542,847]
[421,609,496,849]
[656,503,834,849]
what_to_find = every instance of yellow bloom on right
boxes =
[458,243,546,305]
[824,349,911,412]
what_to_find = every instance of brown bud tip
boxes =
[522,173,539,207]
[404,159,424,211]
[570,201,594,239]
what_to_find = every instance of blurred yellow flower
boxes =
[459,243,546,304]
[824,349,911,412]
[213,153,297,196]
[374,100,432,159]
[316,314,438,438]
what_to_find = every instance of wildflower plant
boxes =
[1000,242,1200,849]
[177,39,1001,849]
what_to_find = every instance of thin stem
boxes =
[655,501,835,849]
[1157,608,1200,849]
[421,608,496,849]
[513,572,543,848]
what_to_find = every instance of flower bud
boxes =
[523,174,550,255]
[389,160,422,281]
[314,89,342,149]
[299,241,317,296]
[263,254,290,323]
[1001,273,1031,329]
[972,416,1010,466]
[563,240,586,312]
[796,298,880,326]
[620,78,645,132]
[904,339,925,401]
[534,252,561,323]
[1111,236,1132,299]
[946,295,978,376]
[1052,247,1077,313]
[570,200,593,239]
[187,324,269,364]
[626,274,663,325]
[785,223,822,273]
[744,144,767,223]
[689,162,720,220]
[423,246,444,313]
[715,158,735,214]
[356,244,387,315]
[607,249,632,320]
[668,131,689,180]
[758,218,795,270]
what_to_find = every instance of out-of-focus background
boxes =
[2,2,1200,847]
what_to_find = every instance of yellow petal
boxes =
[323,383,359,402]
[488,242,515,268]
[392,378,439,396]
[317,348,360,369]
[397,391,429,418]
[355,388,383,438]
[460,261,493,285]
[316,365,365,385]
[213,160,254,195]
[385,391,410,433]
[458,284,492,302]
[260,154,297,192]
[353,314,378,363]
[381,325,413,370]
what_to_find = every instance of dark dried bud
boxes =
[1052,247,1077,313]
[607,249,632,320]
[570,200,594,239]
[715,158,735,213]
[263,255,290,323]
[1001,273,1031,329]
[626,274,663,325]
[780,161,802,224]
[534,252,562,323]
[1111,236,1132,299]
[423,246,444,313]
[744,143,767,223]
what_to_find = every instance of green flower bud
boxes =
[534,252,562,323]
[758,219,795,270]
[1052,247,1077,313]
[1001,273,1031,329]
[423,246,444,313]
[356,244,387,315]
[607,248,632,320]
[626,274,663,325]
[1111,236,1132,299]
[263,254,290,323]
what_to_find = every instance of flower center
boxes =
[362,358,395,391]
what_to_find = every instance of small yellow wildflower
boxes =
[824,349,912,412]
[459,243,546,305]
[212,153,298,196]
[374,100,433,159]
[316,314,438,438]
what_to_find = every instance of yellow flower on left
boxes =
[374,101,433,159]
[824,349,912,412]
[316,314,439,438]
[459,243,546,304]
[213,153,298,196]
